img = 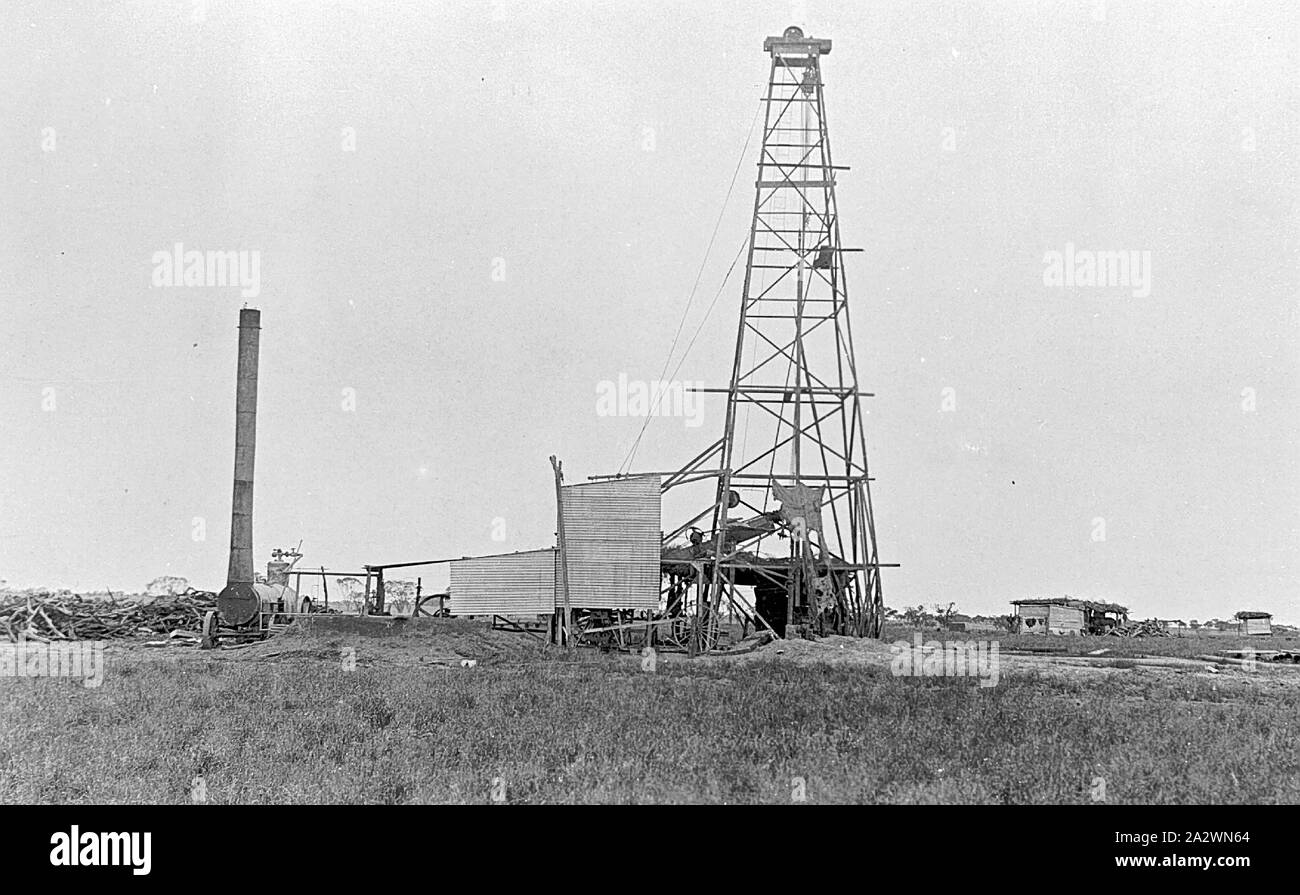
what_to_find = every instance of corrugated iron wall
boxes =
[449,548,557,616]
[559,476,661,610]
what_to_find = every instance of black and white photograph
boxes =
[0,0,1295,862]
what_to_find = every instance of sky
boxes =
[0,0,1296,624]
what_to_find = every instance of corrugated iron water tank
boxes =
[559,476,661,610]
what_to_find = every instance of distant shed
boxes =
[1011,598,1128,635]
[1235,611,1273,636]
[1012,598,1084,635]
[944,613,972,632]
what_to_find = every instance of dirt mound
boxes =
[297,614,419,638]
[224,616,548,668]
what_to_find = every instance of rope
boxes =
[618,101,763,474]
[621,235,748,472]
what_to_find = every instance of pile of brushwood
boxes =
[1107,619,1170,638]
[0,589,215,642]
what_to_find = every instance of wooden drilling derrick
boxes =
[659,26,892,649]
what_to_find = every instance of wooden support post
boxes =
[709,568,728,649]
[550,455,572,650]
[786,540,798,639]
[689,561,704,657]
[320,567,329,611]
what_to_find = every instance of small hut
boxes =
[1235,611,1273,636]
[1012,598,1085,635]
[1012,598,1127,636]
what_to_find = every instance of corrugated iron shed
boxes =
[449,548,558,617]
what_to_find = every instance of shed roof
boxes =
[1011,597,1128,614]
[1234,611,1273,620]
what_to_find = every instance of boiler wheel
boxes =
[200,610,219,650]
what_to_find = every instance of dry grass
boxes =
[883,624,1300,660]
[1,622,1297,804]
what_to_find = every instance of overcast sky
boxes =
[1,0,1296,624]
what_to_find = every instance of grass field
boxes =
[883,624,1300,659]
[1,620,1297,804]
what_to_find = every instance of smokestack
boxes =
[226,307,260,586]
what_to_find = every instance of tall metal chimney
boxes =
[227,307,260,585]
[217,307,262,626]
